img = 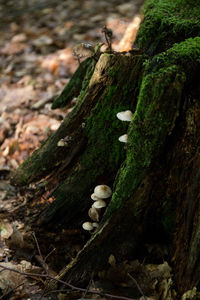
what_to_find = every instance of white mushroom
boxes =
[92,222,99,228]
[116,110,133,122]
[82,222,93,231]
[94,185,112,199]
[91,193,102,201]
[57,139,68,147]
[71,97,78,104]
[88,207,99,222]
[93,199,107,209]
[118,134,128,143]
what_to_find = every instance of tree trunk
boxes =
[12,0,200,296]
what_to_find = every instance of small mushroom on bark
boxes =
[118,134,128,143]
[91,193,102,201]
[116,110,133,122]
[93,199,107,209]
[94,185,112,199]
[57,139,68,147]
[82,222,93,231]
[88,206,99,222]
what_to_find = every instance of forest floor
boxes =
[0,1,190,299]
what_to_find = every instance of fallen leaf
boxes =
[0,262,24,292]
[0,222,13,239]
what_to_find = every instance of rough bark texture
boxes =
[12,0,200,295]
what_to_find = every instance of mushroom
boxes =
[94,185,112,199]
[82,222,93,231]
[71,97,78,104]
[118,134,128,143]
[88,207,99,222]
[116,110,133,122]
[92,222,99,228]
[91,193,102,201]
[93,199,107,209]
[57,139,68,147]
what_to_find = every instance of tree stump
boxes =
[12,0,200,295]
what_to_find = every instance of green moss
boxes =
[42,54,146,224]
[52,57,96,109]
[106,65,186,215]
[136,0,200,55]
[108,66,121,77]
[81,56,145,174]
[145,37,200,73]
[107,37,200,215]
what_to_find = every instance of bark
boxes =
[12,0,200,296]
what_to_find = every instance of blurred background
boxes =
[0,0,144,172]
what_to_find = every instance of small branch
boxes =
[32,232,43,260]
[44,247,56,263]
[102,25,113,51]
[32,232,49,274]
[127,273,147,300]
[0,264,137,300]
[82,276,93,298]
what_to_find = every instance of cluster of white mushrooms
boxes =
[82,110,134,231]
[82,185,112,231]
[117,110,133,143]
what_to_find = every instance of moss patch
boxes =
[145,37,200,73]
[81,54,145,173]
[136,0,200,55]
[39,54,146,225]
[106,65,186,215]
[106,37,200,219]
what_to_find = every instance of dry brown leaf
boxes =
[0,262,25,292]
[0,42,27,55]
[0,222,13,239]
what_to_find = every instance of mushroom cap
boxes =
[94,185,112,199]
[88,207,99,222]
[57,139,66,147]
[118,134,128,143]
[116,110,133,122]
[91,193,102,201]
[93,199,107,209]
[92,222,99,228]
[82,222,93,231]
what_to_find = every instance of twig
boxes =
[32,232,49,274]
[32,232,43,261]
[44,288,80,296]
[82,277,92,298]
[127,273,147,300]
[0,264,137,300]
[102,25,113,51]
[32,232,50,300]
[44,247,56,263]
